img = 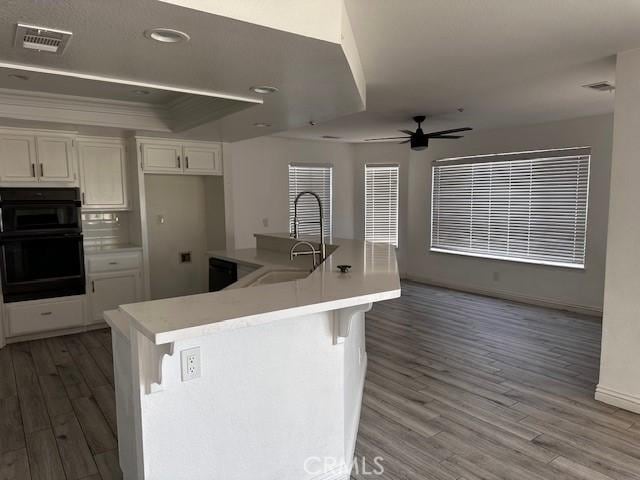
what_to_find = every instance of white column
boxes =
[596,48,640,413]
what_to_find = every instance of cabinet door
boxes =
[141,143,183,173]
[183,145,222,175]
[36,136,75,182]
[0,135,37,182]
[89,271,141,323]
[79,141,128,209]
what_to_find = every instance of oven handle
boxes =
[0,233,83,243]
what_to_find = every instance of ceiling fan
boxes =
[365,115,472,151]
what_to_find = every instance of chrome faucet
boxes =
[292,191,327,263]
[290,241,320,271]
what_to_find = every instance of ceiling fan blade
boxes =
[364,136,410,141]
[426,127,472,136]
[429,135,463,139]
[398,129,415,135]
[399,139,411,144]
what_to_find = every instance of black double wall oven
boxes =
[0,188,85,303]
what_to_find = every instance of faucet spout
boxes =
[292,191,327,264]
[290,241,319,271]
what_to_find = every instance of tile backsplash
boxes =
[82,211,130,247]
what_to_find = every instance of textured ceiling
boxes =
[0,0,363,141]
[282,0,640,142]
[2,0,640,142]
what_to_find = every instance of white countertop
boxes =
[119,234,401,345]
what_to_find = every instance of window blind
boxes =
[431,148,590,268]
[288,163,332,238]
[365,164,399,247]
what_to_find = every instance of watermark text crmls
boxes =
[303,456,385,476]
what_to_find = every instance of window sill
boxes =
[429,247,585,270]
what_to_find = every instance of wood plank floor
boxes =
[2,281,639,479]
[0,328,120,480]
[353,282,640,480]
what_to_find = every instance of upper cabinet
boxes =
[141,142,183,173]
[140,140,222,176]
[78,138,129,210]
[36,137,75,182]
[0,131,75,184]
[0,134,37,182]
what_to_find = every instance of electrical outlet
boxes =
[492,271,500,282]
[262,217,269,227]
[181,347,201,381]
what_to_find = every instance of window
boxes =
[431,147,590,268]
[288,163,332,238]
[365,164,399,247]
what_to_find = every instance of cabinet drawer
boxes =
[6,296,84,337]
[88,253,141,273]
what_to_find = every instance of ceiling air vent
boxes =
[582,81,615,92]
[14,23,73,54]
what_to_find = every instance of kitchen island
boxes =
[105,233,400,480]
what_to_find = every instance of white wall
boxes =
[130,310,361,479]
[225,136,357,249]
[597,50,640,413]
[145,175,221,299]
[351,115,613,313]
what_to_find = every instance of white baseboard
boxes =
[402,274,603,317]
[595,385,640,414]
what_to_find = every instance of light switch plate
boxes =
[181,347,201,381]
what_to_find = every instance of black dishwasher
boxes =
[209,258,238,292]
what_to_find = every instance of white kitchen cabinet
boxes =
[0,134,37,182]
[36,136,75,182]
[141,142,183,173]
[79,139,129,210]
[0,130,76,184]
[89,271,141,323]
[87,250,143,324]
[140,140,222,175]
[5,296,85,338]
[183,144,222,175]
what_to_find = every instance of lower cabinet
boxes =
[5,296,85,337]
[86,249,143,325]
[88,270,142,323]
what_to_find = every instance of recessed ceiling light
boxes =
[7,73,29,80]
[250,86,279,95]
[132,89,150,95]
[144,28,190,44]
[253,122,271,128]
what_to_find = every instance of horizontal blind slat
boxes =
[431,151,590,268]
[365,165,399,246]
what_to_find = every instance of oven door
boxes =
[0,234,86,302]
[0,202,80,236]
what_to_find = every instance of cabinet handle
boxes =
[91,280,95,293]
[185,156,189,169]
[108,261,118,265]
[40,311,52,316]
[31,164,36,177]
[177,155,181,168]
[39,163,44,177]
[81,192,85,205]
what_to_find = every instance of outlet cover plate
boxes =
[181,347,201,381]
